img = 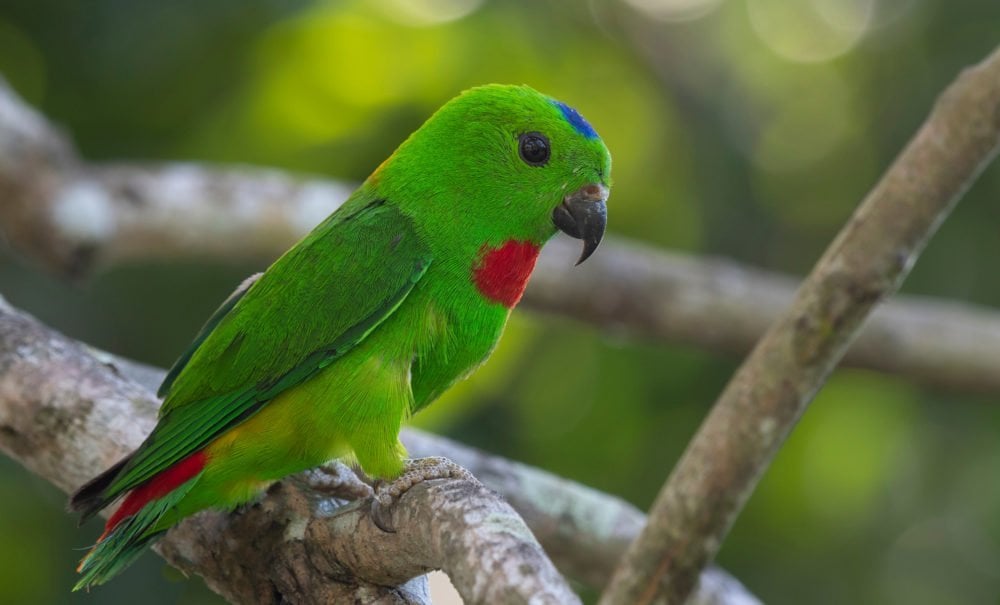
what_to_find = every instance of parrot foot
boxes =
[369,456,474,533]
[301,461,374,502]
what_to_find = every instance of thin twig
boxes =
[599,45,1000,605]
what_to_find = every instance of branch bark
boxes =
[600,45,1000,605]
[158,465,579,605]
[0,295,758,604]
[2,78,1000,394]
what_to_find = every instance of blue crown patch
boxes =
[553,100,598,139]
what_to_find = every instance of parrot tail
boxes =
[68,454,133,521]
[73,452,207,591]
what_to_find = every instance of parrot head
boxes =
[369,84,611,266]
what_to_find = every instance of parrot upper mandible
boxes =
[69,84,611,589]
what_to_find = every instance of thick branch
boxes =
[1,78,1000,394]
[0,296,757,604]
[0,297,577,604]
[400,431,759,605]
[600,46,1000,605]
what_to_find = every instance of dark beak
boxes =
[552,183,609,265]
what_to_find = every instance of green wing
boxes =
[157,272,262,399]
[109,198,431,498]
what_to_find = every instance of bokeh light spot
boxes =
[752,70,854,172]
[374,0,485,27]
[747,0,875,63]
[623,0,726,22]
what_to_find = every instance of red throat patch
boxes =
[472,240,541,308]
[101,451,208,540]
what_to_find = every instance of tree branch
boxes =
[399,431,759,605]
[158,464,580,605]
[0,296,578,604]
[2,78,998,394]
[534,237,1000,394]
[600,45,1000,605]
[0,295,758,603]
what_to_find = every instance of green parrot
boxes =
[69,84,611,589]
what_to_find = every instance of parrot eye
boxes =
[518,132,550,167]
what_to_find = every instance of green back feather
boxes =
[105,199,431,499]
[158,272,261,399]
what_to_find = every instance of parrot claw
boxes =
[370,491,397,533]
[368,456,475,533]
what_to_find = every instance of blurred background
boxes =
[1,0,999,603]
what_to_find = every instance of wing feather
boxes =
[92,197,430,508]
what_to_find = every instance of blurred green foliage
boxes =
[1,0,1000,603]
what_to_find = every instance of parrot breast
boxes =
[471,240,540,308]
